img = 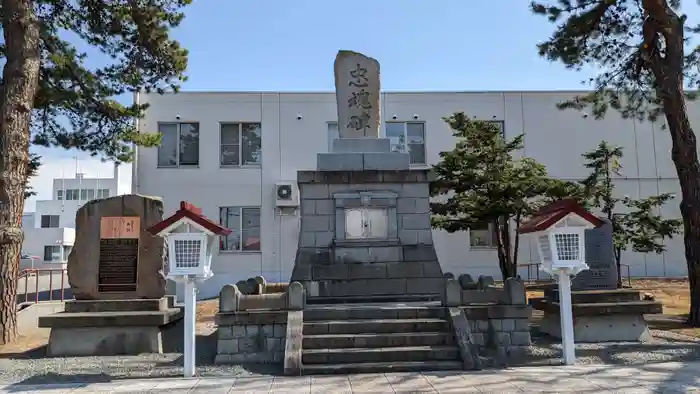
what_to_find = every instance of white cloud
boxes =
[24,157,132,212]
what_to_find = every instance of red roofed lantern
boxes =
[147,201,231,279]
[518,198,604,274]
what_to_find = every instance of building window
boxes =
[57,190,64,200]
[470,222,499,248]
[96,189,109,198]
[65,189,79,200]
[218,207,261,252]
[80,189,88,200]
[488,120,505,136]
[220,123,262,166]
[43,245,62,262]
[386,122,426,165]
[40,215,60,228]
[86,189,95,200]
[157,122,200,167]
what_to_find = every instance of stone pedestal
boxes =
[530,289,662,342]
[290,167,445,301]
[38,296,182,356]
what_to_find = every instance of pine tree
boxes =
[0,0,190,344]
[430,112,575,280]
[531,0,700,326]
[24,153,40,200]
[580,141,681,287]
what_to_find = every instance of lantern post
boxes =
[147,201,231,377]
[518,199,604,365]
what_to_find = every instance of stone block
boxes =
[348,263,388,279]
[314,232,334,247]
[46,326,163,356]
[301,199,315,215]
[459,274,476,290]
[312,264,348,280]
[300,232,315,247]
[417,230,433,244]
[314,199,334,215]
[287,282,305,310]
[265,337,281,352]
[510,331,532,346]
[477,276,496,289]
[501,318,516,332]
[403,245,438,262]
[398,229,418,245]
[317,153,364,171]
[218,338,239,354]
[246,325,259,336]
[232,325,246,337]
[477,320,489,332]
[362,152,410,170]
[445,279,462,307]
[515,319,530,331]
[284,310,303,376]
[471,332,485,346]
[332,138,391,153]
[334,245,402,263]
[401,213,431,230]
[407,277,443,295]
[422,261,444,277]
[495,332,511,346]
[386,261,422,278]
[490,319,503,331]
[401,183,429,198]
[302,184,329,199]
[504,277,527,305]
[397,198,416,213]
[273,324,286,337]
[219,284,239,313]
[261,324,274,337]
[218,326,233,340]
[301,215,332,232]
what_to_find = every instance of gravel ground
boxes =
[2,326,700,385]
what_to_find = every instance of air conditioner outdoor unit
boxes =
[274,182,299,208]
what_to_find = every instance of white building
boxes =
[134,91,691,299]
[21,166,121,270]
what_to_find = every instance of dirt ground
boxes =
[1,279,697,355]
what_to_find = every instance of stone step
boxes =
[306,294,441,305]
[544,289,643,304]
[303,332,455,349]
[302,345,460,364]
[304,304,444,321]
[303,318,449,335]
[301,360,463,375]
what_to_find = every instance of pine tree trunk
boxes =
[661,86,700,327]
[0,0,42,344]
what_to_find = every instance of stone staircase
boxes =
[299,299,463,374]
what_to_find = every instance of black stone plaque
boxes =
[98,238,138,292]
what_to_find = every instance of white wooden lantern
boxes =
[148,201,231,279]
[519,199,604,274]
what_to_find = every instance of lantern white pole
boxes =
[557,268,576,365]
[183,278,197,377]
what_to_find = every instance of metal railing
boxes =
[16,268,70,304]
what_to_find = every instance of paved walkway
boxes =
[2,361,699,393]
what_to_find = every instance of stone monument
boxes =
[39,195,182,356]
[290,50,445,301]
[572,219,618,290]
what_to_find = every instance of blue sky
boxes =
[26,0,700,211]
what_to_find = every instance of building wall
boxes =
[136,91,692,299]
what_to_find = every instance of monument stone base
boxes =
[38,296,182,356]
[530,289,662,343]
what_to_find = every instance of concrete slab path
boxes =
[2,360,699,393]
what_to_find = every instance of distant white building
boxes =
[21,165,122,270]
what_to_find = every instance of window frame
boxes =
[218,206,262,253]
[219,122,262,168]
[97,189,110,199]
[43,245,62,262]
[56,190,64,200]
[40,215,60,228]
[384,121,427,166]
[469,222,500,249]
[66,189,79,200]
[156,122,201,168]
